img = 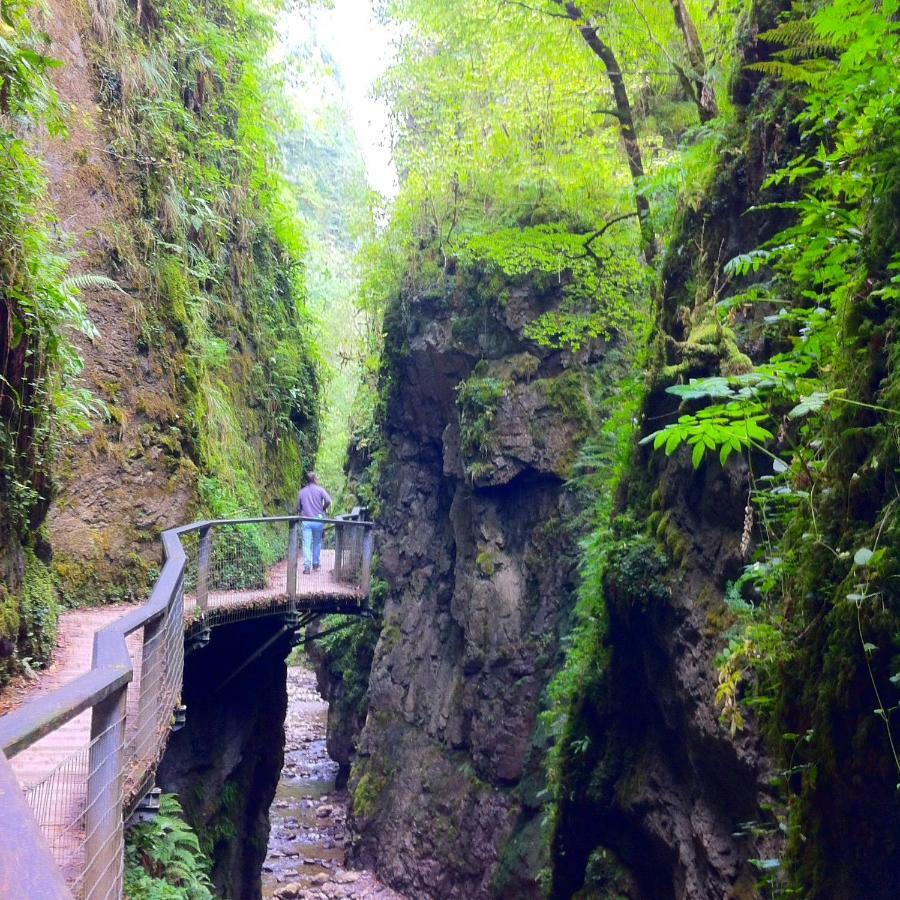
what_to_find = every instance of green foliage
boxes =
[456,367,509,464]
[0,547,62,681]
[457,224,647,349]
[352,767,388,822]
[643,397,774,468]
[124,794,214,899]
[17,549,60,667]
[637,2,900,886]
[0,1,102,533]
[311,611,382,714]
[715,577,789,737]
[280,51,374,503]
[0,0,63,125]
[360,0,743,346]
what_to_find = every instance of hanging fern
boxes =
[60,273,127,294]
[745,59,830,85]
[124,794,214,899]
[747,12,848,83]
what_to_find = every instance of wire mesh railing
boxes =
[20,739,90,887]
[0,513,373,899]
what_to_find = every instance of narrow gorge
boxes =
[0,0,897,898]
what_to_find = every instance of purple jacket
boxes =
[297,483,332,518]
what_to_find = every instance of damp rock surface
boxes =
[262,664,403,900]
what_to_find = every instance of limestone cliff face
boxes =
[343,272,600,898]
[343,265,784,899]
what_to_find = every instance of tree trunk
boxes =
[670,0,718,122]
[553,1,656,261]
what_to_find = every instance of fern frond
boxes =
[758,19,844,49]
[773,42,842,62]
[61,273,127,295]
[745,60,824,86]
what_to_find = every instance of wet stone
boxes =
[261,664,405,900]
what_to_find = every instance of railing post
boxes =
[360,527,374,595]
[83,684,127,900]
[287,520,299,604]
[334,522,344,581]
[135,615,163,765]
[196,526,212,612]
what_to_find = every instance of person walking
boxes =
[297,472,332,574]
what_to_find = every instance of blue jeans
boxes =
[302,520,324,571]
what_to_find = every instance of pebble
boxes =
[262,665,404,900]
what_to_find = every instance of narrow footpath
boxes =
[262,663,402,900]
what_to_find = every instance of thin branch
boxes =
[498,0,570,18]
[580,213,640,263]
[587,212,639,242]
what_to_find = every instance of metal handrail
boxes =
[174,514,374,533]
[0,527,185,758]
[0,513,374,899]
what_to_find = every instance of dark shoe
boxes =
[302,567,311,575]
[313,564,321,571]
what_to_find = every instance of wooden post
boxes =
[83,685,127,900]
[196,526,212,612]
[287,520,299,604]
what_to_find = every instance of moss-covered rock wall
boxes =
[40,0,320,608]
[548,1,900,896]
[311,262,629,897]
[1,0,320,684]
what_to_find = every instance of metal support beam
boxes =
[216,625,293,693]
[304,617,363,645]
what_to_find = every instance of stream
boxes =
[261,663,403,900]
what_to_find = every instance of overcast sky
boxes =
[280,0,398,197]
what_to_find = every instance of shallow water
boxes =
[261,663,402,900]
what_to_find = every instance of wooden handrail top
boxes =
[0,666,132,757]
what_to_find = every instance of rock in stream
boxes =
[262,663,402,900]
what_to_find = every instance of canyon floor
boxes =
[262,663,403,900]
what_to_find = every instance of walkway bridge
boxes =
[0,512,374,899]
